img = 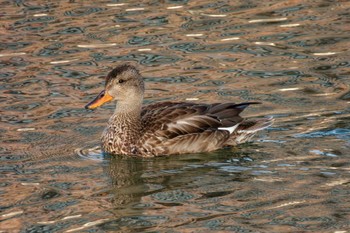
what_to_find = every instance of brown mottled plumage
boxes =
[85,64,273,157]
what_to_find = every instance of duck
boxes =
[85,64,273,157]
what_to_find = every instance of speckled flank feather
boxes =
[87,64,273,157]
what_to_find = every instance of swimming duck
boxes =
[85,64,273,157]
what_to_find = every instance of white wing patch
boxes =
[218,124,239,134]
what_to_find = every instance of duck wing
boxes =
[141,101,260,139]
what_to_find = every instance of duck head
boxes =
[85,64,145,110]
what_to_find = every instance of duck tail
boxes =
[224,116,274,146]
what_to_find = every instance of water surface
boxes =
[1,0,350,232]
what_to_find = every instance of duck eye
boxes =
[118,79,125,84]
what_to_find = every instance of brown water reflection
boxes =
[1,0,350,232]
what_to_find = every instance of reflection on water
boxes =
[1,0,349,232]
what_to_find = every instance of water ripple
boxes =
[1,1,350,232]
[91,53,181,65]
[64,7,105,17]
[181,19,225,31]
[14,16,55,26]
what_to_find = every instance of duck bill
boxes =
[85,90,113,109]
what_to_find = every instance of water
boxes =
[1,0,349,232]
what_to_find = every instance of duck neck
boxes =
[110,100,142,130]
